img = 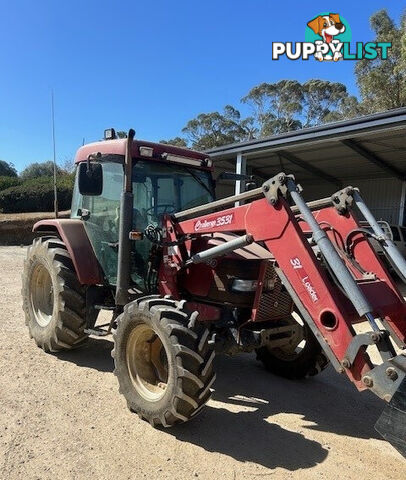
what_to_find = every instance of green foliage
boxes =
[0,160,17,177]
[0,175,74,213]
[302,80,357,125]
[182,105,256,150]
[20,161,64,181]
[242,80,303,136]
[0,176,21,192]
[355,9,406,112]
[181,78,362,149]
[242,79,359,136]
[160,137,188,147]
[116,131,127,138]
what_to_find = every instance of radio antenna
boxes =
[51,90,58,218]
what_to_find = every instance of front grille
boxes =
[256,262,293,322]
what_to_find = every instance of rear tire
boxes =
[112,296,216,427]
[256,316,329,379]
[22,237,89,352]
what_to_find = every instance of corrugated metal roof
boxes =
[207,108,406,184]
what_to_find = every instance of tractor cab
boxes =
[71,129,214,289]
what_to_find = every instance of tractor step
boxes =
[375,376,406,458]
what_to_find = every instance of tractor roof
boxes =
[74,139,212,169]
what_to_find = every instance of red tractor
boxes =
[22,129,406,455]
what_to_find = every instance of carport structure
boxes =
[208,108,406,225]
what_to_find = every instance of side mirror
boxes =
[78,162,103,196]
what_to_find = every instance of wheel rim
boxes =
[267,314,306,362]
[126,324,169,401]
[30,263,54,327]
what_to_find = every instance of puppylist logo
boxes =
[273,13,392,62]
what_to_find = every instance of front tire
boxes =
[112,296,216,427]
[22,237,89,352]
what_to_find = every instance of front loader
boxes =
[22,129,406,456]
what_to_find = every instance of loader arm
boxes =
[160,172,406,456]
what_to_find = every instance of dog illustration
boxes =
[307,13,346,61]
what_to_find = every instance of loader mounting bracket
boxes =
[366,354,406,401]
[342,330,396,368]
[331,186,356,215]
[262,172,296,206]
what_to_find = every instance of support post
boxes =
[399,181,406,226]
[235,152,246,206]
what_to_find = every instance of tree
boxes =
[242,80,303,136]
[160,137,188,147]
[20,161,63,180]
[322,95,366,123]
[116,131,128,139]
[302,80,359,126]
[61,156,75,174]
[355,9,406,112]
[182,105,256,150]
[0,160,17,177]
[242,79,359,135]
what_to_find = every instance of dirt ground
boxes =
[0,246,405,480]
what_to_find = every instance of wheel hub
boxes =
[265,313,306,361]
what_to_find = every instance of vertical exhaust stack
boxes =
[116,129,135,305]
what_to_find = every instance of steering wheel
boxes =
[145,204,176,216]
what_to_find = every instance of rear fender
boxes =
[33,219,103,285]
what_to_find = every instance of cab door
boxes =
[79,162,124,285]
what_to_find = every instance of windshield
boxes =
[132,160,214,227]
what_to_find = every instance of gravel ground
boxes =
[0,245,405,480]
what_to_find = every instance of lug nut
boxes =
[263,184,270,192]
[270,197,277,205]
[362,376,373,387]
[386,367,398,381]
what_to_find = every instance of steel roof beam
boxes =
[341,139,405,181]
[278,150,342,187]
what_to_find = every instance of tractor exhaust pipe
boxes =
[116,129,135,306]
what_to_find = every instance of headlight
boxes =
[231,279,258,292]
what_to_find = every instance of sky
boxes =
[0,0,404,172]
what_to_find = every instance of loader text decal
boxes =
[290,257,319,302]
[194,214,234,232]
